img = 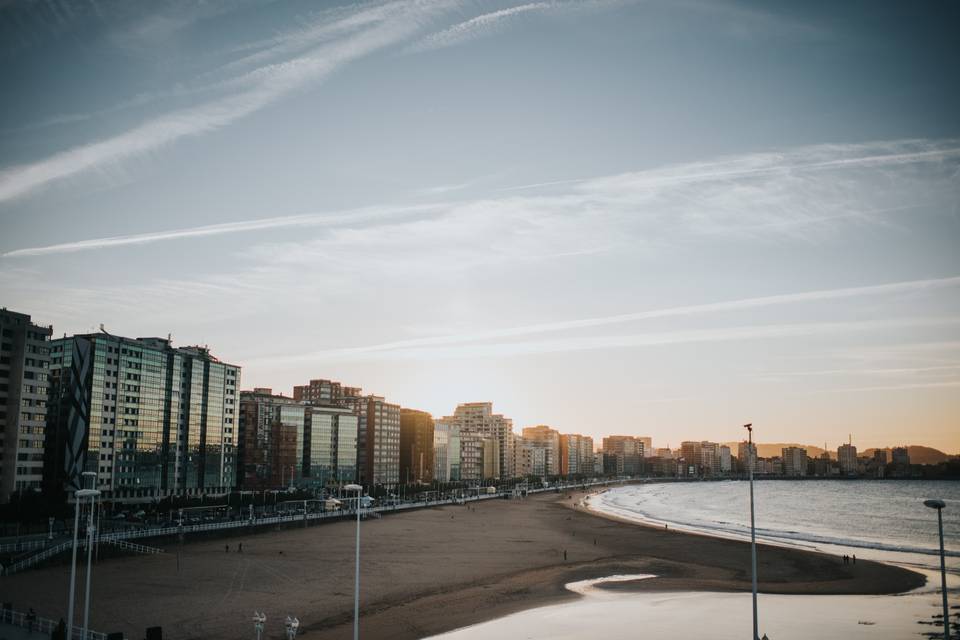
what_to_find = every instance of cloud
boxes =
[2,203,446,257]
[0,1,456,204]
[247,316,960,366]
[242,290,960,365]
[7,138,958,258]
[406,2,553,53]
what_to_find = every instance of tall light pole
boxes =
[80,471,100,640]
[924,499,949,640]
[744,423,759,640]
[67,487,99,640]
[345,483,363,640]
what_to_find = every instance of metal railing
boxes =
[0,607,108,640]
[2,478,629,575]
[104,539,163,555]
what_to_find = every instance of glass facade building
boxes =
[302,404,358,488]
[237,388,304,490]
[45,333,240,500]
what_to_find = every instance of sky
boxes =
[1,0,959,453]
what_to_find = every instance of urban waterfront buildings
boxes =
[433,419,462,482]
[838,441,858,476]
[303,404,358,487]
[602,435,644,475]
[439,403,515,481]
[521,425,561,476]
[781,446,807,477]
[45,331,240,501]
[559,433,594,476]
[348,393,401,487]
[400,408,434,484]
[237,389,304,490]
[0,309,52,502]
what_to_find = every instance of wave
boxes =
[590,491,960,560]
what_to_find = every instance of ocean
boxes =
[592,479,960,573]
[432,480,959,639]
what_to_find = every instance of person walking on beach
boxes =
[238,542,243,553]
[852,554,856,565]
[225,544,229,553]
[563,549,567,561]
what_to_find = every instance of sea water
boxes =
[431,480,959,639]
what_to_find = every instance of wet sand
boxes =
[0,489,925,639]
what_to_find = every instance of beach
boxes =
[0,489,925,639]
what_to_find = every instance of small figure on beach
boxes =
[238,543,243,553]
[852,554,856,565]
[563,549,567,561]
[593,538,597,546]
[225,544,229,553]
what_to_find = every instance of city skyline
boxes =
[2,1,959,452]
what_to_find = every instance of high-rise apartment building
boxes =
[602,435,643,475]
[347,392,400,487]
[458,430,498,482]
[579,436,594,474]
[294,378,395,488]
[439,403,515,480]
[45,332,239,500]
[237,389,305,490]
[781,446,807,477]
[293,379,345,405]
[400,408,434,485]
[558,433,595,476]
[521,425,560,476]
[637,436,653,458]
[0,309,52,502]
[517,442,546,477]
[838,441,858,476]
[719,445,732,473]
[737,440,757,472]
[303,404,358,487]
[433,419,461,482]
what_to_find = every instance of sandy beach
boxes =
[0,489,925,639]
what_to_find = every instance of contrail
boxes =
[1,204,446,257]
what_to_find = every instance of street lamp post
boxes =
[744,423,759,640]
[345,483,363,640]
[252,611,266,640]
[67,487,99,640]
[924,499,949,640]
[80,472,99,640]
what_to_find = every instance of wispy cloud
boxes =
[806,380,960,394]
[406,2,553,53]
[7,138,958,258]
[0,1,456,204]
[2,203,446,258]
[243,292,960,366]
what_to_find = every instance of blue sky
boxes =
[1,0,959,451]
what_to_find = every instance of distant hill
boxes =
[720,442,953,463]
[722,442,831,459]
[862,446,953,465]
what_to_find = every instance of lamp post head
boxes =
[344,484,362,493]
[924,499,946,510]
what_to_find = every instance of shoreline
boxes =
[0,488,926,639]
